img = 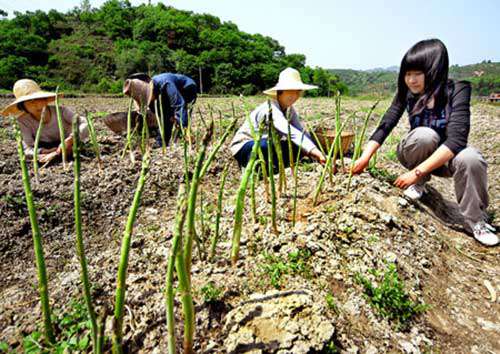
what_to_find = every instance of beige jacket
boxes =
[229,99,317,156]
[18,105,88,157]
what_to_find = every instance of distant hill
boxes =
[330,61,500,96]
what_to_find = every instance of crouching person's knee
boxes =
[453,148,487,172]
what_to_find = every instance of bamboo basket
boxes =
[313,128,355,154]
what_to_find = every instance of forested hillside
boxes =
[0,0,347,95]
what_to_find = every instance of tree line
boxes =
[0,0,348,96]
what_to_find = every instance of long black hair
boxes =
[397,39,449,116]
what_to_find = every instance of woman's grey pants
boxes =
[396,127,489,230]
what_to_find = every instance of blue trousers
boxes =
[234,138,302,172]
[155,84,197,146]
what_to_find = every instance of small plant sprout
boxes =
[200,282,223,304]
[210,162,230,260]
[72,116,100,353]
[86,111,103,171]
[13,117,55,345]
[112,148,151,354]
[54,86,68,169]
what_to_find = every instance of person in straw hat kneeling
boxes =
[1,79,88,164]
[122,72,197,146]
[230,67,326,170]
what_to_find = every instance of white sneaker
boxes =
[473,222,499,246]
[404,184,425,200]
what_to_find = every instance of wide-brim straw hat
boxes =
[263,67,318,96]
[123,76,153,108]
[1,79,57,116]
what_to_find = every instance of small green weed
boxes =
[261,249,312,289]
[22,298,94,353]
[300,162,317,172]
[325,293,339,314]
[1,194,25,209]
[355,263,428,329]
[368,166,397,183]
[385,148,398,161]
[200,282,223,304]
[321,340,340,354]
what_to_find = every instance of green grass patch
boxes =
[368,166,397,184]
[200,282,223,304]
[260,249,312,289]
[22,298,96,353]
[355,263,429,330]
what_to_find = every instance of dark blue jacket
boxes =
[151,73,197,127]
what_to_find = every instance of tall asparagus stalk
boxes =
[267,102,278,234]
[347,100,379,191]
[139,104,150,154]
[199,115,238,179]
[86,112,102,171]
[175,233,195,354]
[286,111,295,176]
[312,119,349,205]
[250,162,260,224]
[155,94,167,153]
[13,118,55,344]
[54,86,67,169]
[368,113,386,170]
[331,92,342,174]
[292,138,304,227]
[271,123,286,193]
[166,190,188,354]
[231,126,263,266]
[240,97,269,200]
[183,122,214,278]
[121,98,135,163]
[72,116,99,353]
[33,111,45,184]
[210,163,230,260]
[112,150,151,354]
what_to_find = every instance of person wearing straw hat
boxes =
[230,67,326,170]
[123,72,197,146]
[1,79,88,164]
